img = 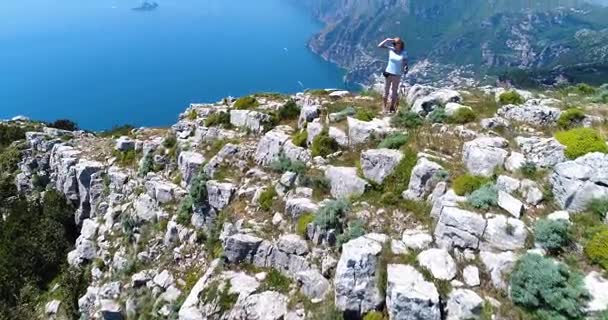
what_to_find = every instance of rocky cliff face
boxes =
[301,0,608,85]
[5,81,608,319]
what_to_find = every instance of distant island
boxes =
[132,1,158,12]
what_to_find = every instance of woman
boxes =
[378,37,408,113]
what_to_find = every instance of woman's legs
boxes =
[383,76,391,112]
[389,75,401,112]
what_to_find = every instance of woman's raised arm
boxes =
[377,38,393,48]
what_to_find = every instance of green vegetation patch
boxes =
[270,153,306,174]
[311,130,339,157]
[292,130,308,147]
[296,213,315,236]
[453,174,489,196]
[205,111,231,128]
[259,187,277,212]
[467,184,498,209]
[278,100,300,121]
[510,254,589,320]
[391,110,423,129]
[355,108,376,122]
[233,96,259,110]
[447,108,476,124]
[555,127,608,159]
[534,218,570,252]
[378,133,408,150]
[498,90,524,105]
[557,108,585,129]
[585,229,608,271]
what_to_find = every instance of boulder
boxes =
[360,149,404,184]
[134,194,159,222]
[481,117,510,130]
[584,271,608,313]
[230,291,288,320]
[347,117,391,145]
[283,140,312,164]
[462,137,509,177]
[434,207,486,250]
[255,130,290,166]
[444,102,472,116]
[298,104,320,128]
[520,179,544,205]
[496,175,521,194]
[386,264,441,320]
[306,122,323,146]
[417,248,457,280]
[403,157,443,201]
[497,101,561,126]
[462,266,480,287]
[550,152,608,212]
[146,179,178,204]
[515,136,565,168]
[402,229,433,250]
[178,152,205,186]
[285,198,319,218]
[497,191,524,218]
[481,215,527,251]
[505,152,526,172]
[479,251,518,290]
[412,88,461,116]
[206,180,235,210]
[223,234,264,264]
[329,127,349,147]
[100,299,123,320]
[296,270,330,301]
[277,234,309,256]
[446,289,484,320]
[325,166,368,199]
[115,136,135,151]
[334,236,383,315]
[230,110,269,133]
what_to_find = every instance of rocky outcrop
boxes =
[515,136,565,168]
[462,137,509,177]
[347,117,391,145]
[254,129,290,166]
[324,166,368,199]
[480,251,518,290]
[403,157,443,201]
[417,248,457,280]
[434,207,486,250]
[551,152,608,212]
[386,264,441,320]
[230,110,270,133]
[446,289,484,320]
[360,149,403,184]
[497,100,561,126]
[334,236,383,315]
[178,151,205,186]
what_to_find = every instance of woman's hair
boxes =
[394,38,405,53]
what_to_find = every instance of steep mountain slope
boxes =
[299,0,608,84]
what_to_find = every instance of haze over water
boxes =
[0,0,346,130]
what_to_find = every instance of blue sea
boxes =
[0,0,346,130]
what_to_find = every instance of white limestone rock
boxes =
[360,148,404,184]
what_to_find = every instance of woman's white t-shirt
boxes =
[385,46,407,76]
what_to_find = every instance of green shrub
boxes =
[186,109,198,120]
[314,200,350,231]
[363,311,384,320]
[355,108,375,122]
[200,280,238,313]
[138,153,154,176]
[0,147,21,174]
[190,173,209,205]
[592,86,608,104]
[380,192,399,206]
[259,187,277,212]
[98,124,134,138]
[300,174,331,198]
[260,269,291,293]
[575,83,597,95]
[311,130,339,157]
[330,106,356,122]
[337,219,366,245]
[447,108,476,124]
[391,110,423,129]
[48,119,78,131]
[270,154,306,174]
[233,96,258,110]
[557,108,585,129]
[499,90,524,105]
[428,108,447,123]
[555,127,608,159]
[292,130,308,147]
[204,111,231,128]
[262,111,280,132]
[278,100,300,120]
[587,198,608,220]
[467,184,498,209]
[382,149,418,195]
[453,174,488,196]
[510,254,589,319]
[177,196,194,225]
[378,133,408,149]
[163,132,177,149]
[0,124,26,148]
[113,149,138,167]
[585,229,608,270]
[519,161,538,179]
[296,213,315,236]
[534,219,570,252]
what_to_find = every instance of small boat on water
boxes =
[132,1,159,11]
